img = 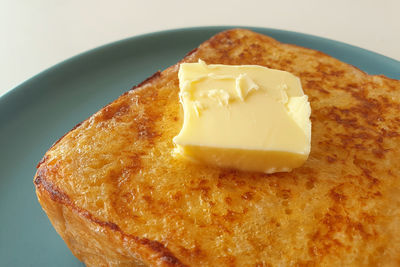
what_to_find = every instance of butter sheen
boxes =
[173,60,311,173]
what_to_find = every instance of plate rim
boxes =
[1,25,399,105]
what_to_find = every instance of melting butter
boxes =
[173,60,311,173]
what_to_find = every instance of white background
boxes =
[1,0,399,97]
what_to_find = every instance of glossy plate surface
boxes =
[0,26,399,266]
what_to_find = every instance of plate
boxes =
[0,26,399,266]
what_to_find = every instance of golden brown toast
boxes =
[34,29,400,266]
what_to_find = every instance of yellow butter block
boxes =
[173,60,311,173]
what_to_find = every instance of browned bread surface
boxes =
[34,29,400,266]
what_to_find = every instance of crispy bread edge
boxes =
[34,168,186,266]
[44,71,163,154]
[33,68,190,266]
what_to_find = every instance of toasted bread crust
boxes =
[35,29,400,266]
[35,70,185,267]
[35,172,185,267]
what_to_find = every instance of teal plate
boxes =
[0,26,399,266]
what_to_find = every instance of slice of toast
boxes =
[34,29,400,266]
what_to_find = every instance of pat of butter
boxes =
[173,60,311,173]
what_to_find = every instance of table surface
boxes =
[1,0,399,97]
